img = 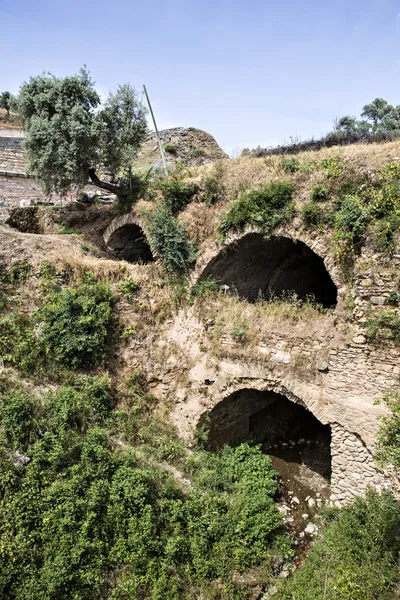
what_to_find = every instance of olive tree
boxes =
[18,68,148,206]
[335,97,400,135]
[0,91,17,116]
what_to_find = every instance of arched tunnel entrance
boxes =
[200,233,337,308]
[106,223,154,263]
[201,389,331,527]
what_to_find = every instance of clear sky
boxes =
[1,0,399,154]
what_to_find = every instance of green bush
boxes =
[371,213,400,253]
[220,181,295,237]
[334,195,369,242]
[0,376,289,600]
[164,143,178,155]
[190,277,219,303]
[117,278,140,302]
[322,155,345,178]
[281,157,300,173]
[147,205,197,271]
[202,175,224,205]
[159,177,199,214]
[301,202,324,228]
[0,261,32,285]
[0,312,49,376]
[366,309,400,343]
[190,147,206,157]
[310,184,329,202]
[375,390,400,468]
[279,491,400,600]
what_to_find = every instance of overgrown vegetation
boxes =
[220,181,295,237]
[375,390,400,470]
[158,176,199,214]
[278,491,400,600]
[0,374,289,599]
[18,68,147,206]
[366,309,400,344]
[147,205,197,271]
[0,274,115,375]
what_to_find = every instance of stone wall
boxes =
[146,225,400,506]
[330,423,389,504]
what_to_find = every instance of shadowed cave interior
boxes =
[107,224,154,263]
[200,233,337,308]
[202,388,332,481]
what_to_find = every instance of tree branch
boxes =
[88,168,124,196]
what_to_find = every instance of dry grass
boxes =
[192,291,338,359]
[190,139,400,207]
[0,109,21,129]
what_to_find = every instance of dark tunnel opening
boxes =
[107,224,154,263]
[203,389,331,482]
[200,233,337,308]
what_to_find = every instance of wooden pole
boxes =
[143,84,168,176]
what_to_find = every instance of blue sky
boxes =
[1,0,399,154]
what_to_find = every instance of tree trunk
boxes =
[88,168,126,198]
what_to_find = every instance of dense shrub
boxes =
[147,205,197,271]
[0,376,288,599]
[159,177,199,214]
[0,277,115,374]
[322,156,345,178]
[0,312,49,376]
[310,184,329,202]
[279,491,400,600]
[164,143,178,155]
[375,390,400,468]
[202,175,224,205]
[334,195,369,243]
[301,202,324,228]
[366,309,400,343]
[281,157,300,173]
[220,182,295,237]
[37,277,114,368]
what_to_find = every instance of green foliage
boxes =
[310,184,329,202]
[117,278,140,302]
[190,277,219,303]
[202,175,224,205]
[190,147,206,157]
[98,83,147,179]
[375,390,400,468]
[57,222,81,234]
[0,91,16,116]
[18,68,101,195]
[220,182,295,237]
[279,491,400,600]
[301,202,324,228]
[335,97,400,134]
[159,176,199,214]
[0,311,49,376]
[0,261,32,284]
[334,195,369,242]
[147,205,197,272]
[322,156,345,178]
[37,277,114,368]
[164,143,178,155]
[18,68,147,205]
[281,157,300,173]
[0,375,288,599]
[366,309,400,344]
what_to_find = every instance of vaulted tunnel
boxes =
[203,389,331,481]
[106,223,154,263]
[200,233,337,308]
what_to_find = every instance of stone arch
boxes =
[103,214,153,263]
[198,232,338,308]
[201,387,332,481]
